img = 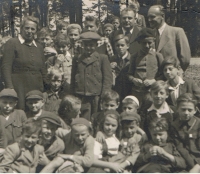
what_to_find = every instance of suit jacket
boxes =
[0,142,44,173]
[112,25,142,55]
[136,14,146,28]
[156,24,191,71]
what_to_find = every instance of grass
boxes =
[185,64,200,86]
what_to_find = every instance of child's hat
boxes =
[135,28,155,42]
[123,95,139,107]
[80,32,101,41]
[0,88,18,99]
[25,90,43,100]
[71,117,92,129]
[38,112,61,127]
[120,111,141,123]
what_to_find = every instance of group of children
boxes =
[0,1,200,173]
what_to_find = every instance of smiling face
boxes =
[21,20,37,42]
[150,130,168,146]
[103,115,118,137]
[122,120,138,138]
[150,88,168,108]
[115,38,129,57]
[121,10,135,31]
[0,97,17,115]
[72,125,90,145]
[22,132,39,149]
[41,121,57,141]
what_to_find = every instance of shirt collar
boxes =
[18,34,37,47]
[148,101,173,114]
[122,27,134,34]
[121,51,129,60]
[168,76,185,90]
[158,22,167,36]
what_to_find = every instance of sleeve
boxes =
[190,80,200,106]
[135,144,150,167]
[55,128,71,139]
[1,39,15,88]
[128,54,136,82]
[0,121,6,148]
[40,49,48,86]
[72,136,95,168]
[70,57,78,94]
[155,52,164,80]
[176,28,191,71]
[20,110,27,125]
[93,141,103,159]
[101,55,113,95]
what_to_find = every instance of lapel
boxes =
[169,90,177,106]
[157,24,170,52]
[129,26,139,44]
[79,52,99,65]
[4,112,15,128]
[179,83,187,96]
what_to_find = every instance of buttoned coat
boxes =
[2,38,47,109]
[71,51,112,96]
[0,142,44,173]
[156,24,191,71]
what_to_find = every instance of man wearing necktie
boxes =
[147,5,191,72]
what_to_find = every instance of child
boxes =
[71,31,113,120]
[56,20,69,36]
[110,34,132,100]
[58,95,81,126]
[122,95,139,113]
[25,90,69,130]
[43,67,68,114]
[128,28,164,111]
[36,114,65,172]
[111,16,120,31]
[37,27,54,48]
[0,120,45,173]
[103,23,114,39]
[0,89,27,146]
[170,93,200,170]
[92,90,119,136]
[162,56,200,110]
[41,117,95,173]
[136,117,186,172]
[129,2,146,27]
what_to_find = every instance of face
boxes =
[72,125,90,145]
[115,38,129,57]
[103,116,118,137]
[101,100,119,111]
[22,132,39,149]
[147,7,164,29]
[177,102,196,121]
[112,19,120,30]
[121,11,135,30]
[38,35,53,48]
[50,76,62,91]
[56,45,69,54]
[140,37,155,53]
[150,130,168,146]
[151,89,168,108]
[68,29,80,44]
[84,21,99,32]
[122,103,137,113]
[122,121,138,138]
[163,64,179,81]
[26,99,44,114]
[41,121,57,141]
[21,20,37,41]
[58,27,67,35]
[0,97,17,115]
[82,40,97,56]
[104,27,113,37]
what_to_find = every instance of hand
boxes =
[110,62,117,69]
[132,78,143,87]
[136,127,145,135]
[96,131,105,144]
[109,162,124,173]
[155,146,166,156]
[149,146,158,156]
[143,79,156,87]
[39,152,50,166]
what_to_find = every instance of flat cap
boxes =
[38,112,61,127]
[80,31,101,41]
[135,28,155,42]
[120,111,141,123]
[123,95,139,107]
[25,90,43,100]
[71,117,92,129]
[0,89,18,99]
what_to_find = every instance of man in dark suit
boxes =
[147,5,191,72]
[112,7,142,55]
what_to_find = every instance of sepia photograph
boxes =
[0,0,199,173]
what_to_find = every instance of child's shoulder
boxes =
[11,109,26,118]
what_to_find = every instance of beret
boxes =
[114,34,129,43]
[25,90,43,100]
[38,112,61,127]
[123,95,139,107]
[71,117,92,129]
[135,28,155,42]
[80,31,101,40]
[0,89,18,99]
[104,23,114,30]
[104,110,120,118]
[120,111,141,122]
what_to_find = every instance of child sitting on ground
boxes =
[41,118,95,173]
[0,120,44,173]
[136,117,186,173]
[0,89,27,146]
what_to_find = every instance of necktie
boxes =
[125,30,131,38]
[155,29,160,50]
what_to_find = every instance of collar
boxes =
[180,116,196,127]
[120,51,129,60]
[158,22,167,36]
[18,34,37,47]
[148,101,173,114]
[168,76,185,90]
[122,27,133,34]
[33,109,43,119]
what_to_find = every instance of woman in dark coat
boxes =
[2,16,47,109]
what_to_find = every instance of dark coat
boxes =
[71,51,112,96]
[2,38,47,109]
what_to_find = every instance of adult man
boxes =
[148,5,191,71]
[112,7,142,55]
